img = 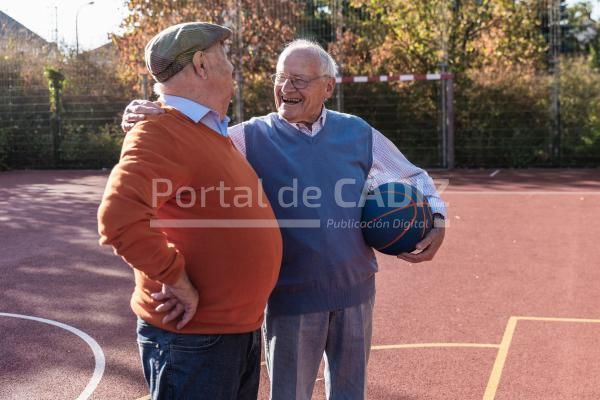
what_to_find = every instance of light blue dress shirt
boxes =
[160,94,230,137]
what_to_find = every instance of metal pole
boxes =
[75,15,79,55]
[440,62,448,168]
[54,7,59,44]
[446,75,455,169]
[233,0,244,123]
[439,0,451,168]
[335,0,344,112]
[53,84,62,167]
[549,0,561,163]
[141,74,148,100]
[75,1,95,55]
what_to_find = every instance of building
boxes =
[0,10,60,59]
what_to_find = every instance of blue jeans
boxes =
[263,295,375,400]
[136,318,261,400]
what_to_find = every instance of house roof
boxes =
[0,10,48,45]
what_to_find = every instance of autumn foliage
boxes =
[113,0,301,114]
[110,0,600,166]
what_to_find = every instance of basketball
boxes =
[361,182,433,255]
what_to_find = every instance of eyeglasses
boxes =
[270,73,329,89]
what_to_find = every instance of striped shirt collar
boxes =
[277,106,327,136]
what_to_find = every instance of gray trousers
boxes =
[263,295,375,400]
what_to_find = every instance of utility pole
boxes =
[75,1,95,55]
[54,7,59,44]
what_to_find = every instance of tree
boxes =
[113,0,302,116]
[328,0,547,75]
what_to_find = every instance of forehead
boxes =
[276,48,321,76]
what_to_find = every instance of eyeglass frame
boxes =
[270,73,332,89]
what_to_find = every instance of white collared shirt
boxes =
[160,94,230,136]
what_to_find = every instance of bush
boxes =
[560,57,600,166]
[455,67,552,167]
[343,81,442,167]
[0,116,55,169]
[58,122,123,169]
[0,128,9,171]
[451,58,600,167]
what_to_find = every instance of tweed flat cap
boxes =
[145,22,232,82]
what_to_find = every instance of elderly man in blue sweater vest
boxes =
[123,39,446,400]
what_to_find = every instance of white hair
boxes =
[153,82,166,96]
[277,39,339,77]
[152,61,194,96]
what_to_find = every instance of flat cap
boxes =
[145,22,232,83]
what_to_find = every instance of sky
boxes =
[0,0,128,51]
[567,0,600,17]
[0,0,599,51]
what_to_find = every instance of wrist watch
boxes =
[432,213,446,228]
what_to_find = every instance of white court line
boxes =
[0,312,105,400]
[371,343,499,350]
[443,191,600,195]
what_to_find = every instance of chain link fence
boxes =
[1,1,599,170]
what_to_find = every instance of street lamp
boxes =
[75,1,95,55]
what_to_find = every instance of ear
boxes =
[191,51,208,80]
[324,77,336,100]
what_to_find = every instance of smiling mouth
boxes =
[282,96,302,105]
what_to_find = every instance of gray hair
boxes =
[277,39,339,77]
[153,61,192,95]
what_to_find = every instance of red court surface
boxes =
[1,168,599,399]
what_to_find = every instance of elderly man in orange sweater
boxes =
[97,22,282,400]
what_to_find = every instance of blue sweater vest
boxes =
[244,111,378,315]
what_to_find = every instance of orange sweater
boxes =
[98,108,282,334]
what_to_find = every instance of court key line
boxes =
[483,316,600,400]
[0,312,105,400]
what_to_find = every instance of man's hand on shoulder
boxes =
[122,99,164,133]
